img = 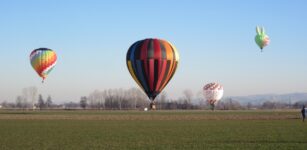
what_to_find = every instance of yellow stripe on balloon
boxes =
[127,61,145,92]
[169,42,180,61]
[160,42,179,90]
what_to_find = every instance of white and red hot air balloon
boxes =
[203,83,224,110]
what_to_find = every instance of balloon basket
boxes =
[150,102,156,110]
[210,104,215,111]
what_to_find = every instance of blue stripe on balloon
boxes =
[136,60,149,92]
[30,49,52,63]
[30,51,41,63]
[129,41,138,69]
[129,41,141,81]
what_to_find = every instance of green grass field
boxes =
[0,110,306,150]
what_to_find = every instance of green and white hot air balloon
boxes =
[255,26,270,52]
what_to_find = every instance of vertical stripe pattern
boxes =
[126,38,179,101]
[30,48,57,82]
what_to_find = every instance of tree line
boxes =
[0,87,307,110]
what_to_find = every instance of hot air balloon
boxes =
[126,38,179,110]
[30,48,57,83]
[203,83,223,110]
[255,26,270,52]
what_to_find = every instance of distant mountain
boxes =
[226,93,307,105]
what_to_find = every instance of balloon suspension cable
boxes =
[261,48,263,52]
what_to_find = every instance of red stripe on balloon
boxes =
[140,39,149,60]
[140,40,149,77]
[155,59,166,91]
[153,39,161,59]
[148,59,155,91]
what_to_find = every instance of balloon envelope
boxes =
[255,26,270,50]
[30,48,57,82]
[203,83,224,105]
[126,38,179,101]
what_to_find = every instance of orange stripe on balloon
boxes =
[155,60,167,91]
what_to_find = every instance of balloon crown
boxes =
[256,26,266,36]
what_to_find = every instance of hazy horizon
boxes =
[1,0,307,103]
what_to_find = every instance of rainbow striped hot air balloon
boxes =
[126,38,179,110]
[30,48,57,83]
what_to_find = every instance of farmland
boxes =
[0,110,306,150]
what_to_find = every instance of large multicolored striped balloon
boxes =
[203,82,224,110]
[255,26,270,52]
[126,38,179,101]
[30,48,57,82]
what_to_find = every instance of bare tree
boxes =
[88,90,104,109]
[22,88,29,101]
[86,88,148,110]
[293,101,307,109]
[16,96,23,109]
[114,88,127,110]
[64,101,79,109]
[37,94,45,110]
[127,88,147,109]
[46,95,52,109]
[30,87,38,110]
[1,101,15,108]
[21,87,38,110]
[22,89,29,109]
[196,90,207,109]
[155,92,167,110]
[182,89,194,109]
[247,102,252,110]
[261,101,288,109]
[261,101,276,109]
[80,96,87,110]
[127,88,137,109]
[103,89,120,109]
[218,98,242,110]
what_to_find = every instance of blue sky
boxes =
[0,0,306,103]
